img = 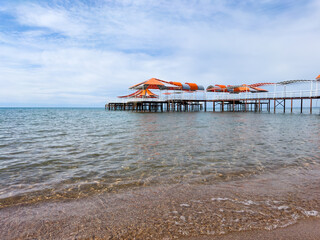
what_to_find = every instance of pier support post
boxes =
[310,98,312,114]
[283,99,285,113]
[222,101,224,112]
[301,99,303,113]
[274,99,276,113]
[291,99,293,113]
[204,101,207,112]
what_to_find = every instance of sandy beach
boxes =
[186,219,320,240]
[1,165,319,239]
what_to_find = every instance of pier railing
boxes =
[120,90,319,103]
[206,90,319,101]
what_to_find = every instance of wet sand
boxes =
[186,219,320,240]
[1,166,320,239]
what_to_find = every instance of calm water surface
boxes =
[0,108,319,207]
[0,108,320,238]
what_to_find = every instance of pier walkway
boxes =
[106,90,320,113]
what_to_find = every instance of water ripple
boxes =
[0,108,319,207]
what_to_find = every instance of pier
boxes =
[106,93,320,113]
[106,77,320,113]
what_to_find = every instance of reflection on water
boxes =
[0,108,319,208]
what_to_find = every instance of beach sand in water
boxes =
[186,219,320,240]
[1,165,320,239]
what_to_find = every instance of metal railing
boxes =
[119,90,319,103]
[206,90,319,101]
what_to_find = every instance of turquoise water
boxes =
[0,108,319,207]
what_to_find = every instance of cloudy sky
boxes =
[0,0,319,107]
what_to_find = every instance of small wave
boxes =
[277,205,290,210]
[208,195,320,233]
[211,197,258,206]
[303,210,319,217]
[180,203,190,207]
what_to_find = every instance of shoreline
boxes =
[1,166,320,239]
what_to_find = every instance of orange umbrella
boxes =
[233,86,251,93]
[118,89,158,98]
[136,89,158,98]
[249,86,268,92]
[185,83,205,91]
[118,90,142,98]
[207,84,268,93]
[169,82,191,90]
[130,78,180,90]
[249,83,275,87]
[207,85,228,92]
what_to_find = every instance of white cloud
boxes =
[16,3,87,37]
[0,0,319,106]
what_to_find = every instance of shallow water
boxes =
[1,166,320,239]
[0,108,319,205]
[0,108,319,238]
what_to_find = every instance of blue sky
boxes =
[0,0,319,107]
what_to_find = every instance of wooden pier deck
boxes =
[106,94,320,114]
[106,100,203,112]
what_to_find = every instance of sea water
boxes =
[0,108,319,238]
